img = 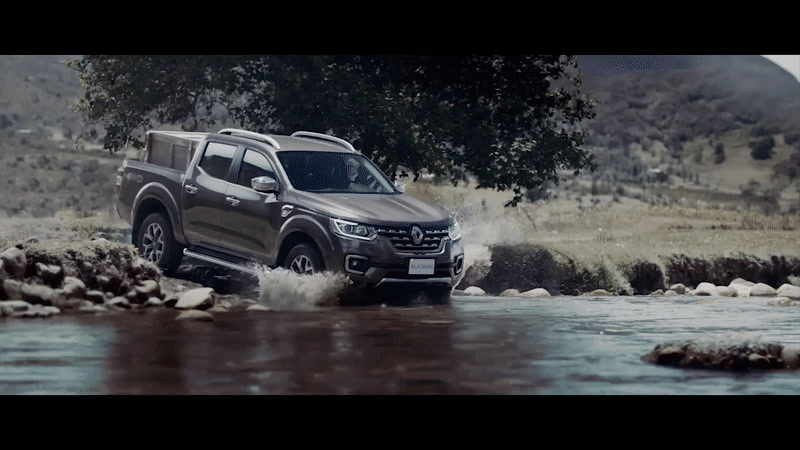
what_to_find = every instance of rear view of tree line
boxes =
[67,55,596,206]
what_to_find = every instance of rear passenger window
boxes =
[198,142,237,179]
[238,149,277,188]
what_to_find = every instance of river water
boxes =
[1,293,798,394]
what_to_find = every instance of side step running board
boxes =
[183,249,259,275]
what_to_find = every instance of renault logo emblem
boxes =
[410,226,424,245]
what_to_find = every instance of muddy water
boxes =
[1,294,798,394]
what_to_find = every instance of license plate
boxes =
[409,258,435,275]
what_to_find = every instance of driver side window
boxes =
[238,149,277,189]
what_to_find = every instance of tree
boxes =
[67,55,597,206]
[749,136,775,160]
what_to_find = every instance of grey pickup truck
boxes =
[116,128,465,304]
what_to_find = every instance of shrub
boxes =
[750,136,775,160]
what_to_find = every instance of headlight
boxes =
[330,218,377,241]
[448,219,461,241]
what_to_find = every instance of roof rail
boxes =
[291,131,356,152]
[219,128,281,150]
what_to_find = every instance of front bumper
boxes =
[331,234,465,289]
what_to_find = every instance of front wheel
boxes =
[137,212,183,275]
[284,243,325,275]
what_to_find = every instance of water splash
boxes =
[255,266,352,310]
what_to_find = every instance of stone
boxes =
[650,289,664,296]
[776,283,800,300]
[20,283,54,305]
[781,347,800,369]
[77,304,109,314]
[105,296,131,309]
[135,280,161,298]
[206,305,229,313]
[669,283,686,295]
[729,283,752,298]
[583,289,612,296]
[246,304,273,312]
[162,294,179,308]
[62,276,86,299]
[663,289,679,296]
[500,288,520,297]
[0,247,26,280]
[174,287,215,310]
[519,288,551,298]
[750,283,777,297]
[35,263,63,287]
[463,286,486,296]
[714,286,737,297]
[767,297,795,307]
[85,290,106,304]
[175,309,214,321]
[3,279,23,300]
[691,282,716,296]
[729,278,755,287]
[143,297,163,308]
[0,300,32,314]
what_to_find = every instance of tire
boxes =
[284,243,325,275]
[137,212,183,275]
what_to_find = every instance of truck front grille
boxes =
[375,225,448,252]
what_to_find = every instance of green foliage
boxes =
[66,55,597,206]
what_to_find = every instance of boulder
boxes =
[776,283,800,300]
[77,304,109,314]
[3,279,23,300]
[715,286,737,297]
[463,286,486,296]
[246,304,273,312]
[669,283,687,295]
[105,296,131,309]
[519,288,551,298]
[35,263,63,287]
[143,297,164,308]
[650,289,664,296]
[85,290,106,304]
[750,283,778,297]
[20,283,54,305]
[729,278,755,287]
[500,288,520,297]
[729,283,752,298]
[175,309,214,321]
[0,300,32,314]
[206,305,229,313]
[62,276,87,299]
[663,289,679,296]
[767,297,795,307]
[0,247,26,280]
[134,280,161,301]
[583,289,612,296]
[691,282,716,296]
[174,287,215,310]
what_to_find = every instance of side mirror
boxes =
[252,176,279,193]
[394,180,406,193]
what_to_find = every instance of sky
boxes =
[763,55,800,82]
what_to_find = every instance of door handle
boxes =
[226,196,240,207]
[184,185,198,194]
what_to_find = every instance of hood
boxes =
[289,191,452,226]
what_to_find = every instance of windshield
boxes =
[277,151,397,194]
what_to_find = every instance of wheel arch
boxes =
[276,231,325,269]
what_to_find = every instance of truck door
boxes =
[218,148,283,263]
[181,141,239,249]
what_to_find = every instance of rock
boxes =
[767,297,795,307]
[714,286,737,297]
[0,300,32,314]
[77,304,109,314]
[3,279,23,300]
[663,289,679,296]
[669,283,686,295]
[175,287,215,310]
[776,283,800,300]
[20,283,54,305]
[519,288,551,298]
[12,304,59,319]
[0,247,26,280]
[452,289,466,296]
[246,304,273,312]
[97,274,123,295]
[750,283,777,297]
[85,290,106,304]
[729,278,755,287]
[781,347,800,369]
[0,259,5,280]
[583,289,612,296]
[463,286,486,296]
[650,289,664,296]
[206,305,229,313]
[143,297,163,308]
[175,309,214,321]
[500,288,520,297]
[691,282,716,296]
[35,263,63,287]
[134,280,161,302]
[729,283,752,298]
[105,296,131,309]
[62,276,86,299]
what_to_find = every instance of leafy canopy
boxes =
[67,55,596,206]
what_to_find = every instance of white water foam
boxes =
[255,266,352,310]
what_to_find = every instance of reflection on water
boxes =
[1,295,799,394]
